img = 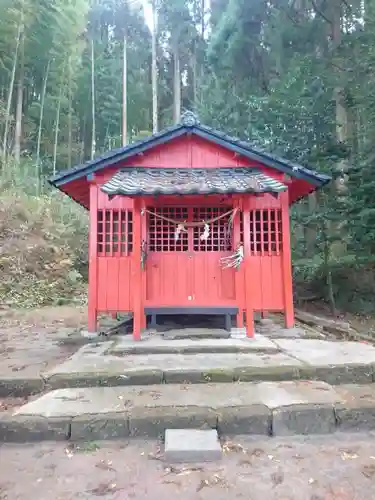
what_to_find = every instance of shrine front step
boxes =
[3,381,375,443]
[39,339,375,391]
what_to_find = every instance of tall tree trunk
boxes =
[53,67,65,176]
[14,31,25,165]
[192,42,198,107]
[331,0,349,254]
[2,23,21,166]
[201,0,205,38]
[91,38,96,159]
[67,55,73,169]
[151,0,158,133]
[122,33,127,146]
[306,193,317,257]
[173,39,181,124]
[36,60,50,194]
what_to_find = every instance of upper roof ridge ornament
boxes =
[180,110,200,127]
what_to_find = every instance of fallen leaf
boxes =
[89,482,121,496]
[249,448,265,458]
[148,451,163,461]
[95,460,115,472]
[341,452,358,460]
[238,458,253,466]
[362,464,375,478]
[164,465,204,476]
[196,474,229,491]
[222,441,246,454]
[271,470,284,486]
[196,479,210,492]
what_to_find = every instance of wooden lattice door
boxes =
[191,206,236,305]
[145,205,236,307]
[146,207,192,305]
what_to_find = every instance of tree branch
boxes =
[310,0,332,24]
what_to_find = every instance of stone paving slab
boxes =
[108,334,279,355]
[0,380,349,442]
[40,337,375,389]
[274,338,375,366]
[273,338,375,384]
[42,351,304,388]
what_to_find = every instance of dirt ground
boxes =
[0,306,89,378]
[1,433,375,500]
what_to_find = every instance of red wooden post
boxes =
[233,200,244,328]
[242,196,254,337]
[132,197,143,340]
[88,180,98,333]
[140,199,147,330]
[281,192,294,328]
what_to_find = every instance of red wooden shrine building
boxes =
[50,112,330,340]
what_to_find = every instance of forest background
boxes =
[0,0,372,316]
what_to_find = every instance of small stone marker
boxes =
[164,429,222,463]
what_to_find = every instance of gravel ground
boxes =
[1,433,375,500]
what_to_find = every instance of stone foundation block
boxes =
[234,365,300,382]
[217,404,271,436]
[129,407,217,438]
[0,377,44,397]
[0,415,70,442]
[70,413,130,441]
[272,403,336,436]
[298,364,373,385]
[164,429,222,463]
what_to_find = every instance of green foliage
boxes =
[0,162,88,308]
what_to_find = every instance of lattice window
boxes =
[97,209,133,256]
[193,207,232,252]
[249,209,282,255]
[148,207,188,252]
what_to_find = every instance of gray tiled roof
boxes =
[100,167,287,197]
[49,112,331,195]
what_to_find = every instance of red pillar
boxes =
[233,200,244,328]
[140,199,147,330]
[132,197,143,340]
[88,181,98,333]
[243,197,254,337]
[281,192,294,328]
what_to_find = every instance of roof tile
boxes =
[100,167,287,197]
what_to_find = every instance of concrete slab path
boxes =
[3,380,375,442]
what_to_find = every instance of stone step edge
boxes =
[106,344,280,356]
[1,362,374,398]
[1,391,374,443]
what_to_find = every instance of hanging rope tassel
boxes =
[175,223,187,241]
[200,223,210,241]
[220,244,244,269]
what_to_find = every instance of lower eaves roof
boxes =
[100,167,287,197]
